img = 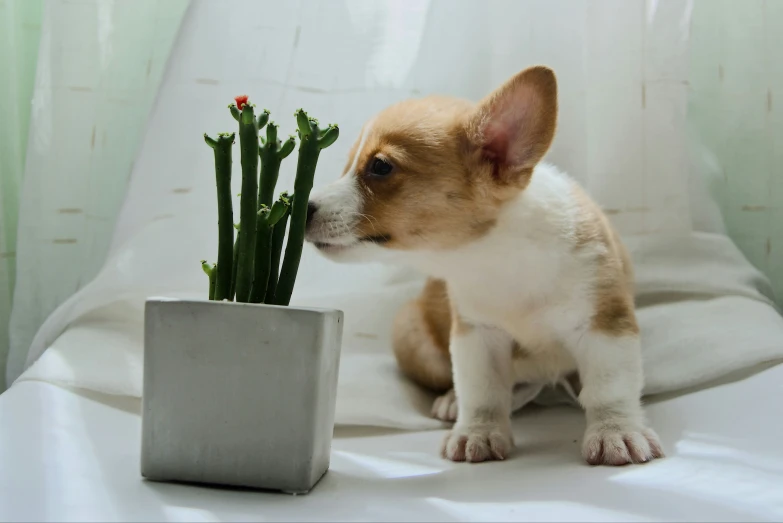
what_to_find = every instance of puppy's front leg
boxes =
[442,320,514,462]
[573,331,664,465]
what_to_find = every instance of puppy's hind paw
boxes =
[431,389,458,422]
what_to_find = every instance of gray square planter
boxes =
[140,298,343,494]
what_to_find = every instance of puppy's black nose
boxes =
[306,201,318,226]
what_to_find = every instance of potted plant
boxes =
[140,96,343,494]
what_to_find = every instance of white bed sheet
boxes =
[2,364,783,522]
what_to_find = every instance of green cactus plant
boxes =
[202,96,338,306]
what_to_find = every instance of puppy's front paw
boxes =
[432,389,458,422]
[441,423,513,462]
[582,423,664,466]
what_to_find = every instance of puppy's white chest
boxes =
[447,242,591,350]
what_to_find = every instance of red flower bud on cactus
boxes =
[234,95,249,110]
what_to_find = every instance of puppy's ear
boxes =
[465,66,557,185]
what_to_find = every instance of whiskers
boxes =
[347,211,381,237]
[314,210,381,239]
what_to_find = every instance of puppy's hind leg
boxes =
[431,388,458,422]
[392,278,454,414]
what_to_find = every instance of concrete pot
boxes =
[140,298,343,494]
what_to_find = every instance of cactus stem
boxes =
[204,134,218,148]
[273,112,338,305]
[249,208,272,304]
[201,261,217,300]
[258,122,290,208]
[249,197,290,303]
[205,132,235,301]
[250,123,298,303]
[318,124,340,149]
[264,192,291,304]
[229,104,240,122]
[295,109,312,138]
[279,135,296,159]
[257,109,270,131]
[234,103,260,302]
[229,228,240,301]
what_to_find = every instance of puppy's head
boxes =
[306,66,558,263]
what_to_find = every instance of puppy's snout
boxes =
[306,201,318,227]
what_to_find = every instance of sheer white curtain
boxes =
[0,0,43,390]
[689,0,783,302]
[5,0,189,385]
[10,0,709,385]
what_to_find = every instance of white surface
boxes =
[16,231,783,431]
[12,0,707,384]
[2,369,783,522]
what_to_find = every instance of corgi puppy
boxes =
[305,66,664,465]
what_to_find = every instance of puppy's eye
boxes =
[369,157,394,176]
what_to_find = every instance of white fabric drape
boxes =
[0,0,43,390]
[13,0,782,415]
[689,0,783,302]
[5,0,189,385]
